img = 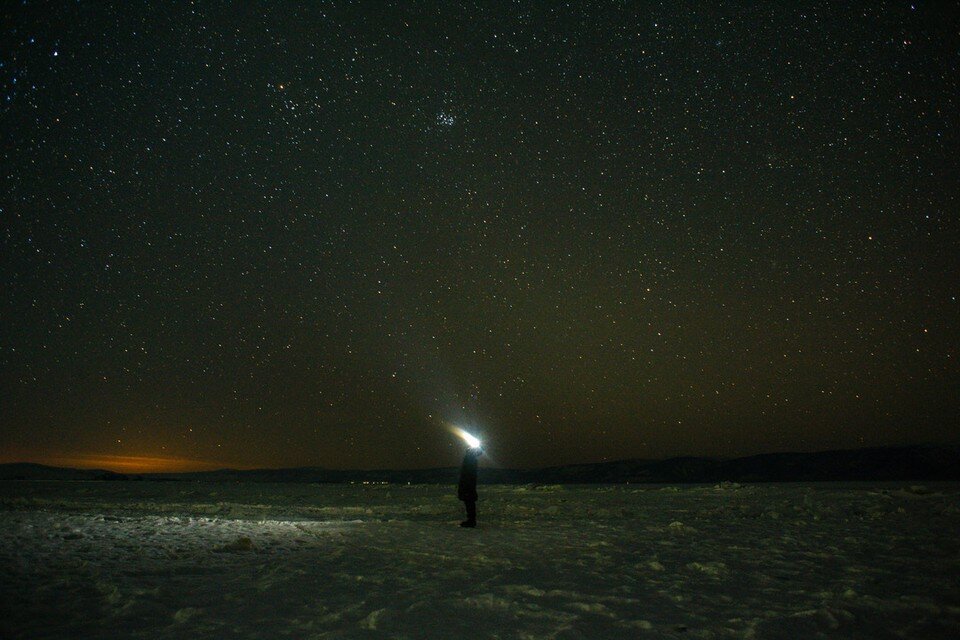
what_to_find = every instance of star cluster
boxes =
[1,2,957,470]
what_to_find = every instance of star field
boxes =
[1,2,957,470]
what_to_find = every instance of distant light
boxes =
[452,427,481,449]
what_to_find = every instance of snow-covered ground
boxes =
[1,481,958,639]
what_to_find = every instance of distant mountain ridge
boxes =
[0,462,126,482]
[2,445,958,484]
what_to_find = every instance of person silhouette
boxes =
[458,446,482,527]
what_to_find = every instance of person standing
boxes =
[458,446,482,527]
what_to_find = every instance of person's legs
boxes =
[461,500,477,527]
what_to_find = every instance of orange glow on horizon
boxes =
[8,454,246,474]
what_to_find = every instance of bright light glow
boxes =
[452,427,482,449]
[7,454,240,474]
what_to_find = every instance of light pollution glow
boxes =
[8,454,242,474]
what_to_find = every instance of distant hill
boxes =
[2,445,958,484]
[503,445,960,484]
[0,462,129,482]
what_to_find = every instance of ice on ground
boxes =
[1,481,959,639]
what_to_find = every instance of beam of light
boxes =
[450,426,482,450]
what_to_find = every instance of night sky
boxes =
[2,2,957,472]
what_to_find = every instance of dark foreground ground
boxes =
[2,481,959,639]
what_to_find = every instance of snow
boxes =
[1,481,959,639]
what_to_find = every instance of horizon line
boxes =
[2,442,954,475]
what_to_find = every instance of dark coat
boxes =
[457,449,480,502]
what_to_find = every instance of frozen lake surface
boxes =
[2,481,959,639]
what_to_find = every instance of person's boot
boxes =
[460,519,476,528]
